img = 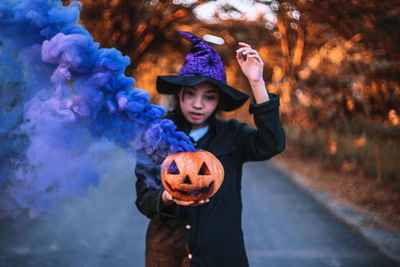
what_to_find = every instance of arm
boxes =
[236,42,269,104]
[237,94,286,162]
[135,150,180,219]
[235,42,285,161]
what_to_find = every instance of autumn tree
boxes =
[63,0,400,181]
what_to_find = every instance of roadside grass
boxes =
[284,123,400,184]
[275,123,400,229]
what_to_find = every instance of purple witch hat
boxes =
[157,31,249,111]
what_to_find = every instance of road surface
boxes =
[0,160,397,267]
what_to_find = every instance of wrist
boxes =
[249,79,266,92]
[249,78,265,87]
[250,79,270,104]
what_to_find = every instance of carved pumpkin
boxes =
[161,150,224,201]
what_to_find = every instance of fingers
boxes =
[236,49,262,65]
[163,190,210,206]
[173,199,195,206]
[238,42,251,48]
[236,44,261,62]
[237,42,254,54]
[173,198,210,206]
[191,199,210,206]
[162,190,173,202]
[236,47,258,56]
[236,50,244,62]
[246,53,263,64]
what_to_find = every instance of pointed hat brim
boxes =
[156,75,249,112]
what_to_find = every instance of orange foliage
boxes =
[65,0,400,129]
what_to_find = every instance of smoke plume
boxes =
[0,0,194,219]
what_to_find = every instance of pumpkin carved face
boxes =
[161,150,224,201]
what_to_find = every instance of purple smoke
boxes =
[0,0,194,219]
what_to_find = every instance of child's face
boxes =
[178,82,219,130]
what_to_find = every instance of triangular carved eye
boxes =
[183,175,192,184]
[167,160,180,174]
[198,162,210,175]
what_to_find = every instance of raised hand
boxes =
[236,42,270,103]
[236,42,264,84]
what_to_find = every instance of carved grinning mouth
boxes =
[165,181,214,196]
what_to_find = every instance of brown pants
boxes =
[145,218,191,267]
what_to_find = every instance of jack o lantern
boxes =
[161,150,224,202]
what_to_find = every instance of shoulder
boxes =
[215,118,246,130]
[214,118,251,137]
[207,118,256,156]
[212,118,253,143]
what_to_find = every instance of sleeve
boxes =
[135,150,181,219]
[237,93,286,162]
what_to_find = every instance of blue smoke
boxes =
[0,0,194,219]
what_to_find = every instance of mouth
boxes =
[189,112,203,120]
[165,181,214,196]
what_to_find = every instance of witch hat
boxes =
[157,31,249,111]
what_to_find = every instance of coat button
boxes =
[185,224,191,230]
[188,253,192,259]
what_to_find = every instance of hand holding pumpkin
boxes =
[161,151,224,202]
[162,190,209,206]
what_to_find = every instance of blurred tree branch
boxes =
[59,0,400,181]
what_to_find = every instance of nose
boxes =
[192,95,203,109]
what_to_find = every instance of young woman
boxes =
[135,31,285,267]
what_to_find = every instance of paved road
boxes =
[0,159,397,267]
[242,161,396,267]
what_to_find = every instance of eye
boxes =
[167,160,180,174]
[183,88,195,96]
[205,95,216,101]
[198,162,210,175]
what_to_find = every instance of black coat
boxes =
[135,94,285,267]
